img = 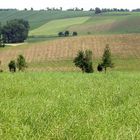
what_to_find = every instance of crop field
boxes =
[0,34,140,72]
[0,72,140,139]
[1,11,140,35]
[29,12,140,37]
[68,13,140,34]
[29,17,90,36]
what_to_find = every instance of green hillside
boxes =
[29,17,90,36]
[68,13,140,34]
[0,10,94,30]
[1,11,140,35]
[29,12,140,36]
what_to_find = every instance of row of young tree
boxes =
[0,55,27,73]
[73,44,113,73]
[8,55,27,72]
[58,31,78,37]
[0,19,29,45]
[0,45,112,73]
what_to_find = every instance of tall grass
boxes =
[0,72,140,139]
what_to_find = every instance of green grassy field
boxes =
[0,10,94,30]
[0,72,140,139]
[29,17,90,36]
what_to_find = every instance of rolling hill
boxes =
[0,10,94,30]
[1,11,140,35]
[29,17,90,36]
[0,11,140,72]
[0,34,140,72]
[28,12,140,36]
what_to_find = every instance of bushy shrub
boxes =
[73,50,93,73]
[64,31,70,37]
[8,60,16,72]
[17,55,27,71]
[58,32,64,37]
[97,63,103,72]
[72,32,78,36]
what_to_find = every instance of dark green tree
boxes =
[17,55,27,71]
[58,32,64,37]
[0,35,5,47]
[64,31,70,37]
[102,44,113,73]
[97,63,103,72]
[95,7,101,14]
[0,23,5,47]
[2,19,29,43]
[0,60,3,72]
[73,50,93,73]
[8,60,16,72]
[72,32,78,36]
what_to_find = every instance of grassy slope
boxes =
[29,12,140,38]
[68,12,140,34]
[1,11,140,35]
[29,17,90,36]
[0,72,140,139]
[0,10,94,30]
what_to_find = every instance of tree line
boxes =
[58,31,78,37]
[0,19,29,46]
[1,8,140,12]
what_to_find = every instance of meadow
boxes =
[29,17,90,36]
[0,72,140,139]
[0,10,140,139]
[0,10,94,30]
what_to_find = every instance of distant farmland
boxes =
[29,17,90,36]
[0,10,94,30]
[0,11,140,71]
[1,11,140,35]
[0,34,140,72]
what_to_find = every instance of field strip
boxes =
[29,17,90,36]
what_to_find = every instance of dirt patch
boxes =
[6,43,27,46]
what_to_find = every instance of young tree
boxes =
[84,50,94,73]
[17,55,27,71]
[0,60,3,72]
[72,32,78,36]
[8,60,16,72]
[102,44,113,73]
[58,32,64,37]
[97,63,103,72]
[64,31,70,37]
[30,7,34,11]
[73,50,93,73]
